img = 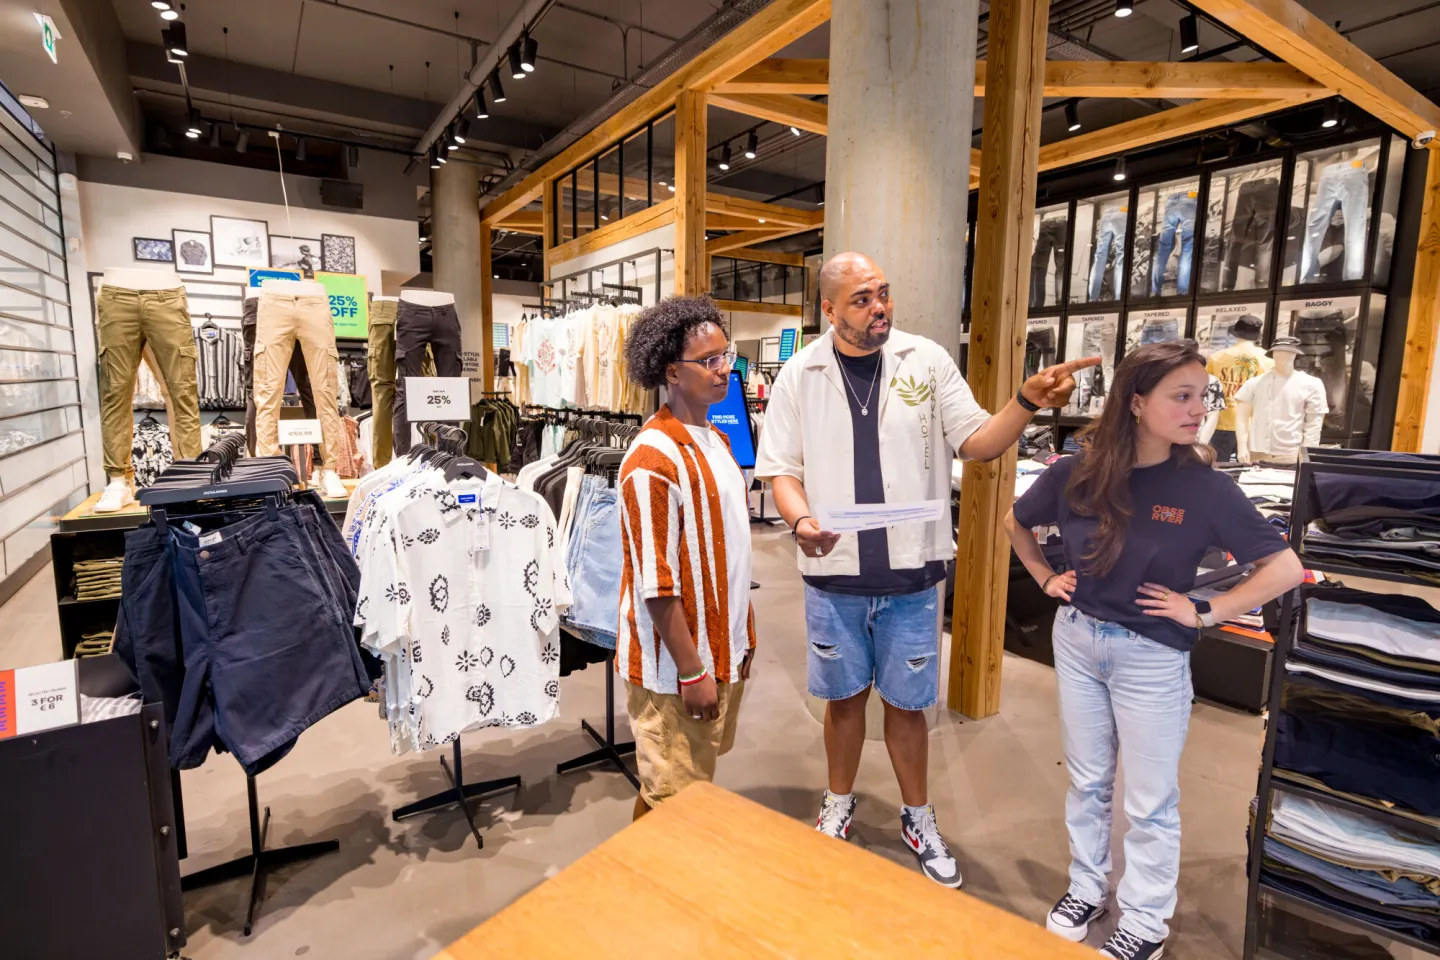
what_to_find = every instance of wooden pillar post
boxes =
[675,89,709,296]
[1393,147,1440,452]
[949,0,1050,719]
[480,225,494,389]
[541,180,555,284]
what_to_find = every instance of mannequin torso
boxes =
[103,267,183,290]
[260,278,327,297]
[1235,351,1328,463]
[399,290,455,307]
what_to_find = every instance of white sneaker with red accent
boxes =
[901,805,963,888]
[815,790,857,840]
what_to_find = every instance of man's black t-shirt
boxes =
[1011,453,1287,651]
[804,346,947,597]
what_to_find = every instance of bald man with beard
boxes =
[755,251,1099,887]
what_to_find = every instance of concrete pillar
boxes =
[431,160,484,381]
[824,0,979,359]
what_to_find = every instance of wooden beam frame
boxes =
[712,299,804,317]
[545,199,675,270]
[480,228,494,389]
[495,210,544,236]
[705,192,819,228]
[714,247,805,267]
[713,59,829,95]
[1187,0,1440,140]
[675,90,709,296]
[709,93,828,135]
[707,229,794,256]
[1394,148,1440,452]
[479,0,829,225]
[952,0,1050,720]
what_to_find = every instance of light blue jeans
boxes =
[1300,163,1370,282]
[564,475,620,649]
[1088,211,1128,301]
[1151,194,1197,296]
[1052,606,1194,943]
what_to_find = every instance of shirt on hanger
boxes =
[525,315,564,407]
[1207,344,1273,432]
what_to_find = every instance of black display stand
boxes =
[1242,448,1440,959]
[181,776,340,937]
[556,647,639,791]
[392,739,523,850]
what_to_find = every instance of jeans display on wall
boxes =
[1065,315,1117,416]
[1031,215,1068,308]
[1301,162,1373,283]
[1220,178,1280,292]
[1024,321,1058,379]
[1150,193,1197,297]
[1087,210,1128,302]
[1276,297,1362,435]
[1125,309,1186,358]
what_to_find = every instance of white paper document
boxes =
[816,500,948,534]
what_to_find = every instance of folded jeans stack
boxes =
[1307,464,1440,583]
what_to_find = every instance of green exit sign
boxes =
[35,14,59,63]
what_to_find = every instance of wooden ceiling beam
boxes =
[713,59,830,95]
[494,210,544,236]
[709,93,829,136]
[481,0,829,225]
[714,247,805,267]
[705,192,819,228]
[1187,0,1440,140]
[707,227,809,256]
[712,299,804,317]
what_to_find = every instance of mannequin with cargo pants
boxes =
[367,295,438,467]
[94,267,203,513]
[242,288,320,468]
[391,290,462,457]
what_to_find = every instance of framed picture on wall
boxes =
[171,229,214,274]
[133,237,174,262]
[211,216,270,269]
[271,235,320,277]
[321,234,356,274]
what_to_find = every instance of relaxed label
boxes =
[278,419,323,445]
[405,377,469,421]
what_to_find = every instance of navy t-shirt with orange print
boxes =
[1011,453,1287,652]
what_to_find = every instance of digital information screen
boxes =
[707,371,757,469]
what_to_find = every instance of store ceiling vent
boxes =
[320,179,363,210]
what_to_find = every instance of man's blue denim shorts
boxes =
[803,584,942,711]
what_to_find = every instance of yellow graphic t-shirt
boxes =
[1207,346,1274,432]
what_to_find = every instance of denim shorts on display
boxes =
[564,475,621,649]
[803,584,941,710]
[116,506,371,776]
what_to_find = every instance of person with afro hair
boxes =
[614,295,755,820]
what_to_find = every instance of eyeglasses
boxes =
[678,346,738,373]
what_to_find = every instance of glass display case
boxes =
[1372,134,1405,286]
[1030,202,1069,309]
[1070,191,1130,305]
[1122,307,1188,358]
[1024,316,1060,379]
[1273,294,1381,436]
[1062,311,1119,416]
[1194,302,1268,358]
[1281,139,1383,286]
[1201,159,1285,294]
[1133,177,1201,299]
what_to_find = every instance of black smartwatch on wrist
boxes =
[1015,388,1042,413]
[1194,598,1216,628]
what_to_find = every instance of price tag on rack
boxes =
[278,419,323,445]
[405,377,469,420]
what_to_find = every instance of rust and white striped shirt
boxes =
[617,406,756,694]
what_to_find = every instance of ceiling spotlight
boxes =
[185,107,202,139]
[235,128,249,153]
[453,117,470,144]
[151,1,172,8]
[745,130,758,159]
[1115,0,1133,16]
[508,42,525,80]
[757,218,766,224]
[667,184,676,193]
[790,125,801,137]
[295,137,306,162]
[1065,100,1082,132]
[160,9,179,20]
[428,146,441,169]
[473,90,489,119]
[718,143,731,171]
[436,142,447,164]
[1321,98,1341,128]
[209,123,221,148]
[165,21,188,56]
[1179,13,1200,53]
[520,31,537,73]
[488,71,506,103]
[1113,155,1127,181]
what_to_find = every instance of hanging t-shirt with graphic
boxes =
[525,315,564,407]
[1206,345,1273,432]
[1202,374,1226,415]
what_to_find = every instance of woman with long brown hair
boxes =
[1005,341,1303,960]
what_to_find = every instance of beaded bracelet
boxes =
[678,668,709,687]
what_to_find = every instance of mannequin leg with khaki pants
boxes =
[252,290,348,498]
[95,286,202,512]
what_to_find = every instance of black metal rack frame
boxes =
[554,638,640,792]
[1242,446,1440,959]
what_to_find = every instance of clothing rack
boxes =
[555,638,640,792]
[138,453,339,938]
[389,420,523,850]
[1242,447,1440,958]
[543,246,666,307]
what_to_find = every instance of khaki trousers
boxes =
[97,286,202,479]
[367,299,436,468]
[253,292,342,467]
[625,679,745,808]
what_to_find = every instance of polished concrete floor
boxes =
[2,527,1269,959]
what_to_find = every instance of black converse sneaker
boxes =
[815,791,857,840]
[899,805,963,888]
[1099,929,1166,960]
[1046,893,1108,942]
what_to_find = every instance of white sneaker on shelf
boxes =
[320,469,348,499]
[308,467,323,488]
[93,478,136,514]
